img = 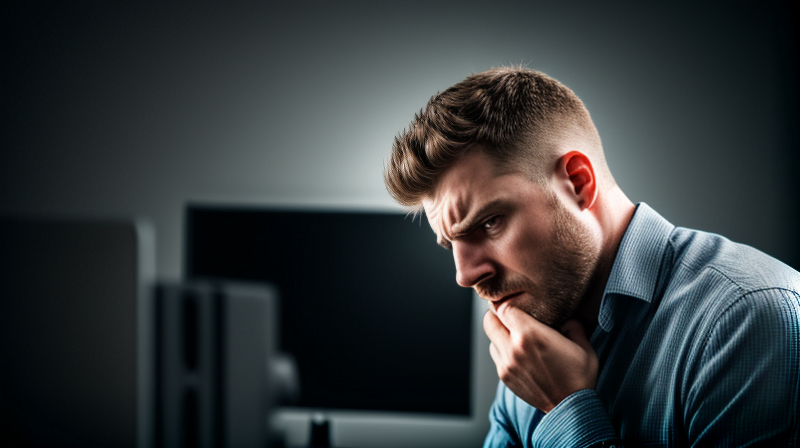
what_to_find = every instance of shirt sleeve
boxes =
[683,287,800,447]
[530,389,619,448]
[483,381,620,448]
[483,382,523,448]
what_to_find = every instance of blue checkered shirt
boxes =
[483,203,800,447]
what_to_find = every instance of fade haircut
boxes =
[384,66,610,208]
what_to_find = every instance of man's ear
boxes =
[556,151,597,210]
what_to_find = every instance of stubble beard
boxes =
[477,193,597,328]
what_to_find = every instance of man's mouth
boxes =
[489,291,524,313]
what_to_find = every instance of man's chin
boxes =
[525,305,571,329]
[486,291,574,328]
[501,304,560,328]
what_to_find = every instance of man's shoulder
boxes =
[651,225,800,355]
[666,226,800,298]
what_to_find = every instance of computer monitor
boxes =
[185,205,491,447]
[0,217,155,448]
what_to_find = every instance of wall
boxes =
[2,2,796,279]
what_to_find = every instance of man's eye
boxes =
[483,216,501,233]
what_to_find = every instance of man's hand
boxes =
[484,307,599,413]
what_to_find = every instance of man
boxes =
[383,67,799,447]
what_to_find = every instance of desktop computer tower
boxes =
[153,281,297,448]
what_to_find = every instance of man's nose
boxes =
[453,241,494,288]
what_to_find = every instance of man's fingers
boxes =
[497,304,547,333]
[483,310,510,345]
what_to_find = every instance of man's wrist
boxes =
[532,389,617,448]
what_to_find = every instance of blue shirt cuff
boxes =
[531,389,617,448]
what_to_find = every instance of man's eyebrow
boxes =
[437,198,512,250]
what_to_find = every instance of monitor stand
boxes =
[309,413,331,447]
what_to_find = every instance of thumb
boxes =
[496,304,539,331]
[560,319,593,352]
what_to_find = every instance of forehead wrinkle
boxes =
[451,197,512,239]
[441,191,470,242]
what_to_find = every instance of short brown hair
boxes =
[384,66,607,207]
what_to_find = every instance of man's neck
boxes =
[574,186,636,335]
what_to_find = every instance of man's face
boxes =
[422,150,598,327]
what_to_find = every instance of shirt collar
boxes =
[597,203,674,332]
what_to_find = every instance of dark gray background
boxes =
[2,1,797,278]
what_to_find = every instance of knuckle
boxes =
[497,366,512,383]
[498,356,521,380]
[511,332,539,355]
[510,332,525,348]
[511,343,527,360]
[524,332,546,351]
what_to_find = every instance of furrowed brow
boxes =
[447,198,512,241]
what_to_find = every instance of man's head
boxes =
[384,66,613,209]
[385,67,614,327]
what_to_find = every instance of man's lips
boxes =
[489,291,524,313]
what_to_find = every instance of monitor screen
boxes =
[185,206,473,416]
